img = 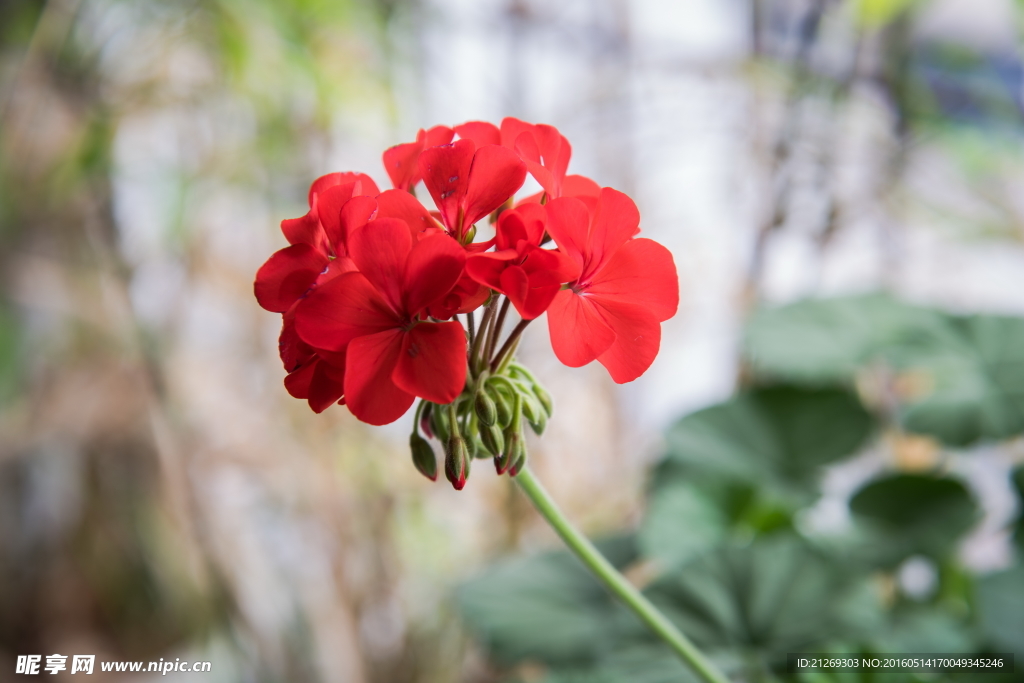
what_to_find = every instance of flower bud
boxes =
[479,422,505,457]
[464,225,477,243]
[521,393,540,424]
[531,384,553,418]
[495,426,521,475]
[420,403,435,439]
[474,390,497,427]
[465,431,480,459]
[409,433,437,481]
[509,449,527,477]
[529,410,547,436]
[444,436,470,490]
[488,385,514,427]
[431,403,451,443]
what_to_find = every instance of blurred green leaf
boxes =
[645,535,881,661]
[896,316,1024,446]
[849,474,978,565]
[639,481,730,568]
[746,296,1024,446]
[663,386,874,495]
[874,605,976,653]
[457,536,637,667]
[975,564,1024,653]
[1012,466,1024,554]
[744,295,944,383]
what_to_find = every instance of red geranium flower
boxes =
[419,139,526,243]
[254,176,378,413]
[544,188,679,383]
[293,216,468,425]
[465,203,579,320]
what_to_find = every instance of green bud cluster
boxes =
[408,362,554,489]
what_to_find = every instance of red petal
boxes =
[496,203,547,250]
[254,244,329,313]
[585,188,640,278]
[383,139,425,191]
[284,360,316,399]
[332,195,378,253]
[279,308,314,371]
[546,289,616,367]
[596,301,662,383]
[392,322,467,404]
[280,212,323,248]
[512,132,555,198]
[533,125,571,182]
[499,117,533,149]
[424,125,456,147]
[499,266,530,316]
[376,189,440,237]
[463,145,527,229]
[466,251,516,291]
[316,183,358,252]
[502,261,561,320]
[453,278,490,314]
[562,174,601,198]
[294,272,397,352]
[403,233,467,315]
[308,357,347,413]
[309,172,379,207]
[344,329,415,425]
[520,244,580,283]
[543,197,589,272]
[587,237,679,322]
[455,121,501,147]
[348,217,413,313]
[420,140,475,233]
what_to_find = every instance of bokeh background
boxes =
[1,0,1023,681]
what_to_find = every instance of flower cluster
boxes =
[255,118,678,489]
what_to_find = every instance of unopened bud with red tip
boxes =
[409,433,437,481]
[509,449,527,477]
[495,426,522,475]
[445,436,470,490]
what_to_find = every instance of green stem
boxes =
[486,297,511,361]
[490,318,530,372]
[513,467,731,683]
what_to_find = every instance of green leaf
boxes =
[975,564,1024,653]
[895,316,1024,446]
[639,481,730,567]
[457,537,637,667]
[644,535,881,660]
[746,296,1024,446]
[743,295,944,383]
[875,605,977,653]
[1012,466,1024,554]
[849,474,978,565]
[663,386,874,495]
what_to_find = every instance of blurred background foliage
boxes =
[1,0,1024,681]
